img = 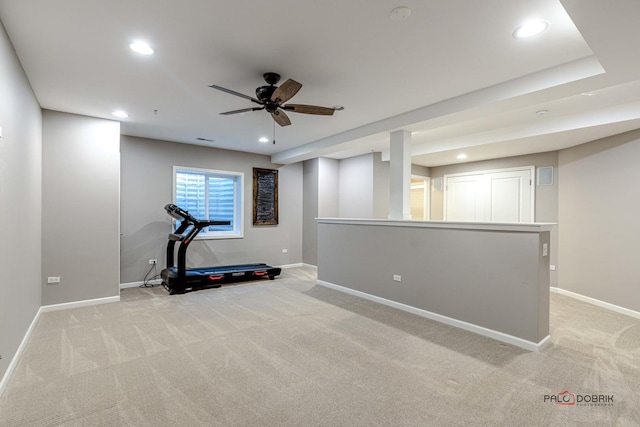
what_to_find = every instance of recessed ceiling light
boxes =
[111,110,128,118]
[513,20,549,39]
[536,109,549,116]
[581,91,595,97]
[258,137,269,143]
[457,153,468,160]
[129,40,154,55]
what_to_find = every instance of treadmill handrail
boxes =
[200,220,232,227]
[164,204,231,229]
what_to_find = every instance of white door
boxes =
[486,170,532,222]
[444,167,534,222]
[445,175,484,221]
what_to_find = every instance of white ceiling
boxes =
[1,0,639,167]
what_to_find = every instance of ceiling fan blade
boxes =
[220,106,265,115]
[271,79,302,104]
[282,104,335,116]
[208,84,262,105]
[271,110,291,127]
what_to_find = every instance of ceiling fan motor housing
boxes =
[256,85,276,102]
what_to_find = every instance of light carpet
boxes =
[1,267,639,426]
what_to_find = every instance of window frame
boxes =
[172,165,244,240]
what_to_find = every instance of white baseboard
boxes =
[0,306,43,397]
[550,287,640,320]
[277,263,304,269]
[0,294,119,397]
[39,295,120,313]
[317,280,548,352]
[120,279,162,289]
[277,263,317,270]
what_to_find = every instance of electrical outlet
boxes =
[550,265,556,271]
[282,249,288,254]
[47,276,60,284]
[149,259,157,265]
[393,275,402,282]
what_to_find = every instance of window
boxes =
[173,166,244,239]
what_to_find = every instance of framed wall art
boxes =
[253,168,278,225]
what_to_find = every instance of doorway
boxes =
[410,176,430,220]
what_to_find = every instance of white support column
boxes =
[389,130,412,220]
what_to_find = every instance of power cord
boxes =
[141,262,161,288]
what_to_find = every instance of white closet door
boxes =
[444,167,534,223]
[445,175,483,221]
[486,169,532,222]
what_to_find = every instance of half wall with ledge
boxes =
[316,218,554,351]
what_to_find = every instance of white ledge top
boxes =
[316,218,555,233]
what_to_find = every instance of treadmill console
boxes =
[164,203,197,223]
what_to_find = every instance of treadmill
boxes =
[161,203,281,294]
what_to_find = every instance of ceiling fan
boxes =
[208,72,336,127]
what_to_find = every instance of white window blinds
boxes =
[173,167,243,238]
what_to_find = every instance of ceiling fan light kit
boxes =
[209,72,336,127]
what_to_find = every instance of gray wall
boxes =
[558,129,640,312]
[303,159,319,265]
[411,164,430,177]
[304,154,390,266]
[302,157,339,266]
[430,151,559,286]
[42,111,121,305]
[120,135,303,284]
[0,19,42,382]
[318,157,339,217]
[317,221,550,345]
[373,154,390,218]
[339,154,373,218]
[338,152,390,219]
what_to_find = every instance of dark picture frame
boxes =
[253,168,278,225]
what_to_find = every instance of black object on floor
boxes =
[161,204,281,294]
